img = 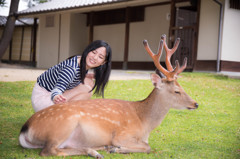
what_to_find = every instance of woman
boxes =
[31,40,112,112]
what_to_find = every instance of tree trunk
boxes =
[0,0,20,60]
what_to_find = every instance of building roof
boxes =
[0,16,34,26]
[0,16,7,26]
[17,0,128,15]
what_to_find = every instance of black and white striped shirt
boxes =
[37,56,83,100]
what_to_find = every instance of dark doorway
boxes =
[169,0,200,71]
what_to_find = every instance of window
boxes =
[87,6,145,26]
[230,0,240,10]
[45,15,54,27]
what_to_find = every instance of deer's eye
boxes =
[175,91,181,94]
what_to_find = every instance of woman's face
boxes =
[86,46,107,70]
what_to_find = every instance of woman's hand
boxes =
[53,94,67,104]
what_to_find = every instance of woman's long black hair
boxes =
[80,40,112,98]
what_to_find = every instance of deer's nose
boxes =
[195,103,199,108]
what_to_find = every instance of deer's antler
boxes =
[143,34,187,81]
[143,39,169,77]
[161,34,187,75]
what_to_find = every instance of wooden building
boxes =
[6,0,240,72]
[0,16,37,66]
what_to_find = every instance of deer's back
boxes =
[26,99,144,141]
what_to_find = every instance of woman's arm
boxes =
[51,66,76,103]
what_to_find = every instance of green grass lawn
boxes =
[0,72,239,159]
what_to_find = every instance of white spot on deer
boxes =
[80,112,85,116]
[112,110,119,114]
[74,114,80,118]
[68,108,73,112]
[113,121,120,126]
[105,118,111,122]
[56,108,60,111]
[41,111,45,115]
[49,108,53,111]
[37,114,41,118]
[128,120,131,123]
[91,114,99,118]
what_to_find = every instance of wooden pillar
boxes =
[123,7,130,70]
[19,26,25,61]
[89,12,94,44]
[169,0,176,45]
[32,18,37,63]
[57,14,62,63]
[193,0,201,70]
[9,39,12,61]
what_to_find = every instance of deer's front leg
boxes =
[111,138,151,154]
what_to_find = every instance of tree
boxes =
[0,0,6,6]
[0,0,20,60]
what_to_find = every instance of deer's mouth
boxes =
[187,107,197,110]
[187,103,198,110]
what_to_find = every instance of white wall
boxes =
[35,4,171,68]
[197,0,240,62]
[59,13,71,62]
[93,4,170,62]
[94,24,125,61]
[221,0,240,62]
[197,0,220,60]
[37,13,88,68]
[129,4,170,62]
[69,13,88,57]
[37,14,60,68]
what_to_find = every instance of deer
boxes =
[19,34,198,158]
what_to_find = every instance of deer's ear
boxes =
[150,73,162,88]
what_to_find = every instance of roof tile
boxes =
[18,0,126,15]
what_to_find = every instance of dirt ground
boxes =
[1,62,239,82]
[0,63,152,82]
